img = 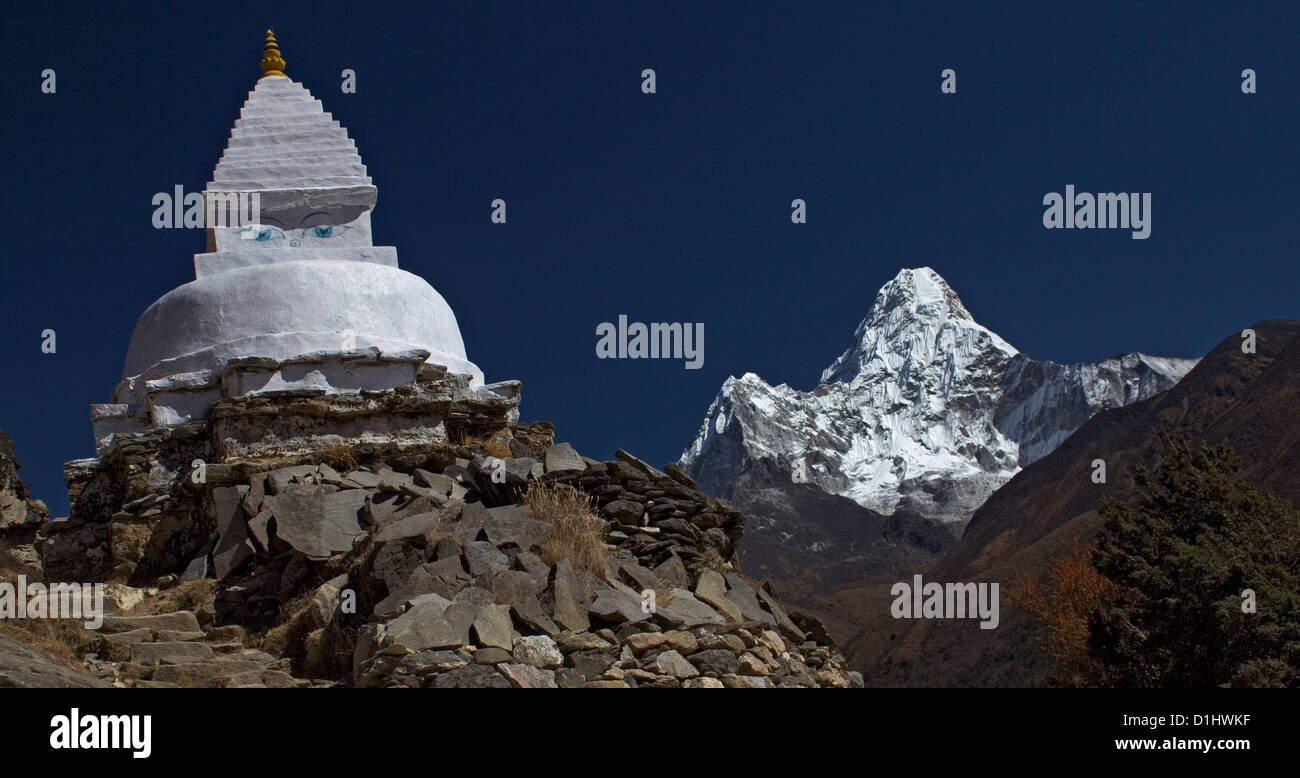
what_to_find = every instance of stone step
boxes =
[151,629,208,642]
[149,659,277,686]
[220,669,303,688]
[98,611,201,635]
[130,641,216,665]
[102,628,152,646]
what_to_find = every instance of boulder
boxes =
[211,486,253,578]
[383,598,473,652]
[270,489,365,560]
[511,635,563,669]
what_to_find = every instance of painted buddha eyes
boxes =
[301,224,351,240]
[239,219,351,246]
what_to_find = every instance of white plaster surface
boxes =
[195,245,397,277]
[229,359,420,399]
[122,260,482,386]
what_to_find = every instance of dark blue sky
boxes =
[3,1,1296,515]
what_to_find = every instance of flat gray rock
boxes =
[499,663,557,688]
[0,637,108,688]
[653,556,691,588]
[99,611,201,635]
[248,509,273,551]
[648,649,699,679]
[550,559,589,632]
[212,485,253,578]
[724,572,775,625]
[655,588,725,629]
[413,469,457,495]
[484,505,550,551]
[491,569,546,603]
[695,569,743,623]
[756,587,805,642]
[544,442,586,474]
[374,511,441,543]
[267,465,321,494]
[384,599,473,652]
[589,585,648,624]
[464,541,509,578]
[342,470,382,489]
[471,604,514,650]
[271,489,365,560]
[131,641,216,665]
[373,540,429,595]
[514,551,552,580]
[511,597,561,637]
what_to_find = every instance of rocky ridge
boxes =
[1,389,859,688]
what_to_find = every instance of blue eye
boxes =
[245,226,285,242]
[301,224,351,240]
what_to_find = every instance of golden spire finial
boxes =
[259,28,287,79]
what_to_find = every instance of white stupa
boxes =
[91,31,486,454]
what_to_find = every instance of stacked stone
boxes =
[49,366,520,586]
[0,426,50,573]
[0,427,47,531]
[542,450,747,574]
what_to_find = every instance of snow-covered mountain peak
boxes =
[820,267,1018,386]
[682,267,1197,525]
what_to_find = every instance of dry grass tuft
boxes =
[317,441,359,472]
[0,618,105,670]
[127,579,216,616]
[523,481,608,578]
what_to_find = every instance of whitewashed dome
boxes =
[122,260,480,382]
